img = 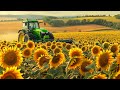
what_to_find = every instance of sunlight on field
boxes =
[56,16,120,23]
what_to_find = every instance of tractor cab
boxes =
[22,19,40,30]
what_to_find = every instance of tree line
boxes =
[43,17,120,29]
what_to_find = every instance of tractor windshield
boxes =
[29,22,39,30]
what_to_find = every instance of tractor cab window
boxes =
[28,22,39,30]
[23,23,28,29]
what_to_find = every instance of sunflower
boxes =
[51,44,56,50]
[66,44,72,50]
[103,42,110,49]
[91,46,101,56]
[41,45,47,50]
[33,48,48,62]
[78,44,82,48]
[116,53,120,64]
[37,55,51,69]
[27,40,35,50]
[81,46,87,52]
[110,43,119,54]
[22,44,27,49]
[68,57,83,70]
[22,48,32,58]
[113,70,120,79]
[0,47,23,68]
[92,73,107,79]
[46,41,52,47]
[56,42,61,46]
[62,42,66,47]
[49,53,65,68]
[79,59,93,76]
[96,50,113,71]
[54,47,62,54]
[0,67,23,79]
[58,45,62,49]
[69,48,83,59]
[52,41,56,44]
[16,43,22,48]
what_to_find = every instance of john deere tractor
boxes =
[18,19,73,43]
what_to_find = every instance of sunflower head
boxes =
[33,48,48,62]
[56,42,61,46]
[81,46,87,52]
[22,44,27,49]
[110,43,119,54]
[27,40,35,50]
[37,55,51,69]
[103,42,110,49]
[79,59,93,76]
[46,41,52,47]
[0,67,23,79]
[96,50,113,71]
[68,57,83,70]
[54,47,62,54]
[16,43,22,48]
[49,53,65,68]
[62,42,66,47]
[91,46,101,56]
[66,44,72,50]
[41,45,47,50]
[22,48,32,58]
[51,44,56,50]
[52,41,56,44]
[113,70,120,79]
[78,44,82,48]
[58,45,62,49]
[69,48,83,59]
[92,73,107,79]
[0,47,23,68]
[116,53,120,64]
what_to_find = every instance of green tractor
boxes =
[18,19,73,43]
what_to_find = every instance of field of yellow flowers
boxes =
[1,31,120,79]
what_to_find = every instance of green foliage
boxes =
[50,20,65,27]
[114,14,120,19]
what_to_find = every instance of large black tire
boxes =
[48,32,54,41]
[18,31,29,43]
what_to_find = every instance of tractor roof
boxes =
[23,19,38,23]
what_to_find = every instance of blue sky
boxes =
[0,11,120,16]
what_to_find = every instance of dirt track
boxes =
[0,31,18,41]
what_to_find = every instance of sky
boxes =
[0,11,120,16]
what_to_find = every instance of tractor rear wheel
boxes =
[18,31,29,43]
[48,32,54,41]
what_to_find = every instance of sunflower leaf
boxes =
[86,62,95,70]
[84,72,92,79]
[0,67,4,74]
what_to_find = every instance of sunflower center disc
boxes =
[99,53,109,67]
[2,73,16,79]
[4,51,17,65]
[52,55,60,64]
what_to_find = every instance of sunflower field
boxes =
[1,31,120,79]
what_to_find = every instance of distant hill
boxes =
[0,15,48,20]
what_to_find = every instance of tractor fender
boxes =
[18,30,28,35]
[18,30,23,33]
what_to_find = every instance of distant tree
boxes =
[42,16,52,24]
[114,14,120,19]
[50,20,65,27]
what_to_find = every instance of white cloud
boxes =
[0,11,120,16]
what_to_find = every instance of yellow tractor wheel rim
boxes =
[19,33,24,43]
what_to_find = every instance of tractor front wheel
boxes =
[18,31,29,43]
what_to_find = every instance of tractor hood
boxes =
[35,28,48,33]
